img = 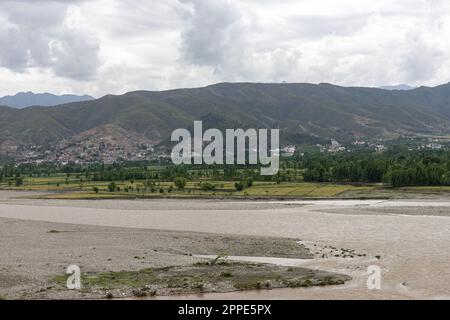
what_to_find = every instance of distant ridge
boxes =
[379,84,415,91]
[0,92,94,109]
[3,82,450,158]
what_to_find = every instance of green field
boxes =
[0,174,376,199]
[4,171,450,200]
[233,182,370,197]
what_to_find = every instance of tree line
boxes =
[297,149,450,187]
[4,149,450,188]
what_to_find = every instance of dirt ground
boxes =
[0,216,332,299]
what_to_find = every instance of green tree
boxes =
[234,182,244,191]
[107,182,117,192]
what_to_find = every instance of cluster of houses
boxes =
[7,136,449,166]
[12,139,160,165]
[417,142,443,150]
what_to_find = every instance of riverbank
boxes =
[0,217,351,299]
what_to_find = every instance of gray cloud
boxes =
[2,0,450,96]
[180,0,242,67]
[400,32,444,83]
[0,0,99,80]
[176,0,450,88]
[286,14,370,39]
[178,0,311,83]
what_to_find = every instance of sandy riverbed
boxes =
[0,191,449,299]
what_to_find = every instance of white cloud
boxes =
[1,0,450,97]
[0,0,100,80]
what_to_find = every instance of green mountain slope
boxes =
[2,82,450,153]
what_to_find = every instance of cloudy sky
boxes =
[0,0,450,97]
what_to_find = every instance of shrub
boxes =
[105,292,114,299]
[15,177,23,187]
[107,182,117,192]
[173,177,187,190]
[234,182,244,191]
[200,182,216,191]
[235,179,253,191]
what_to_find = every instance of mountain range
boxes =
[378,84,415,91]
[0,92,94,109]
[2,82,450,157]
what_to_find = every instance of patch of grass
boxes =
[220,271,233,278]
[283,276,345,288]
[0,295,7,300]
[232,275,276,290]
[52,274,68,284]
[192,282,204,291]
[51,262,350,297]
[85,269,157,289]
[39,192,133,200]
[53,269,157,289]
[47,230,65,234]
[234,182,374,197]
[210,253,229,265]
[402,186,450,192]
[132,289,148,297]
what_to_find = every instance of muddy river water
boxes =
[0,195,449,299]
